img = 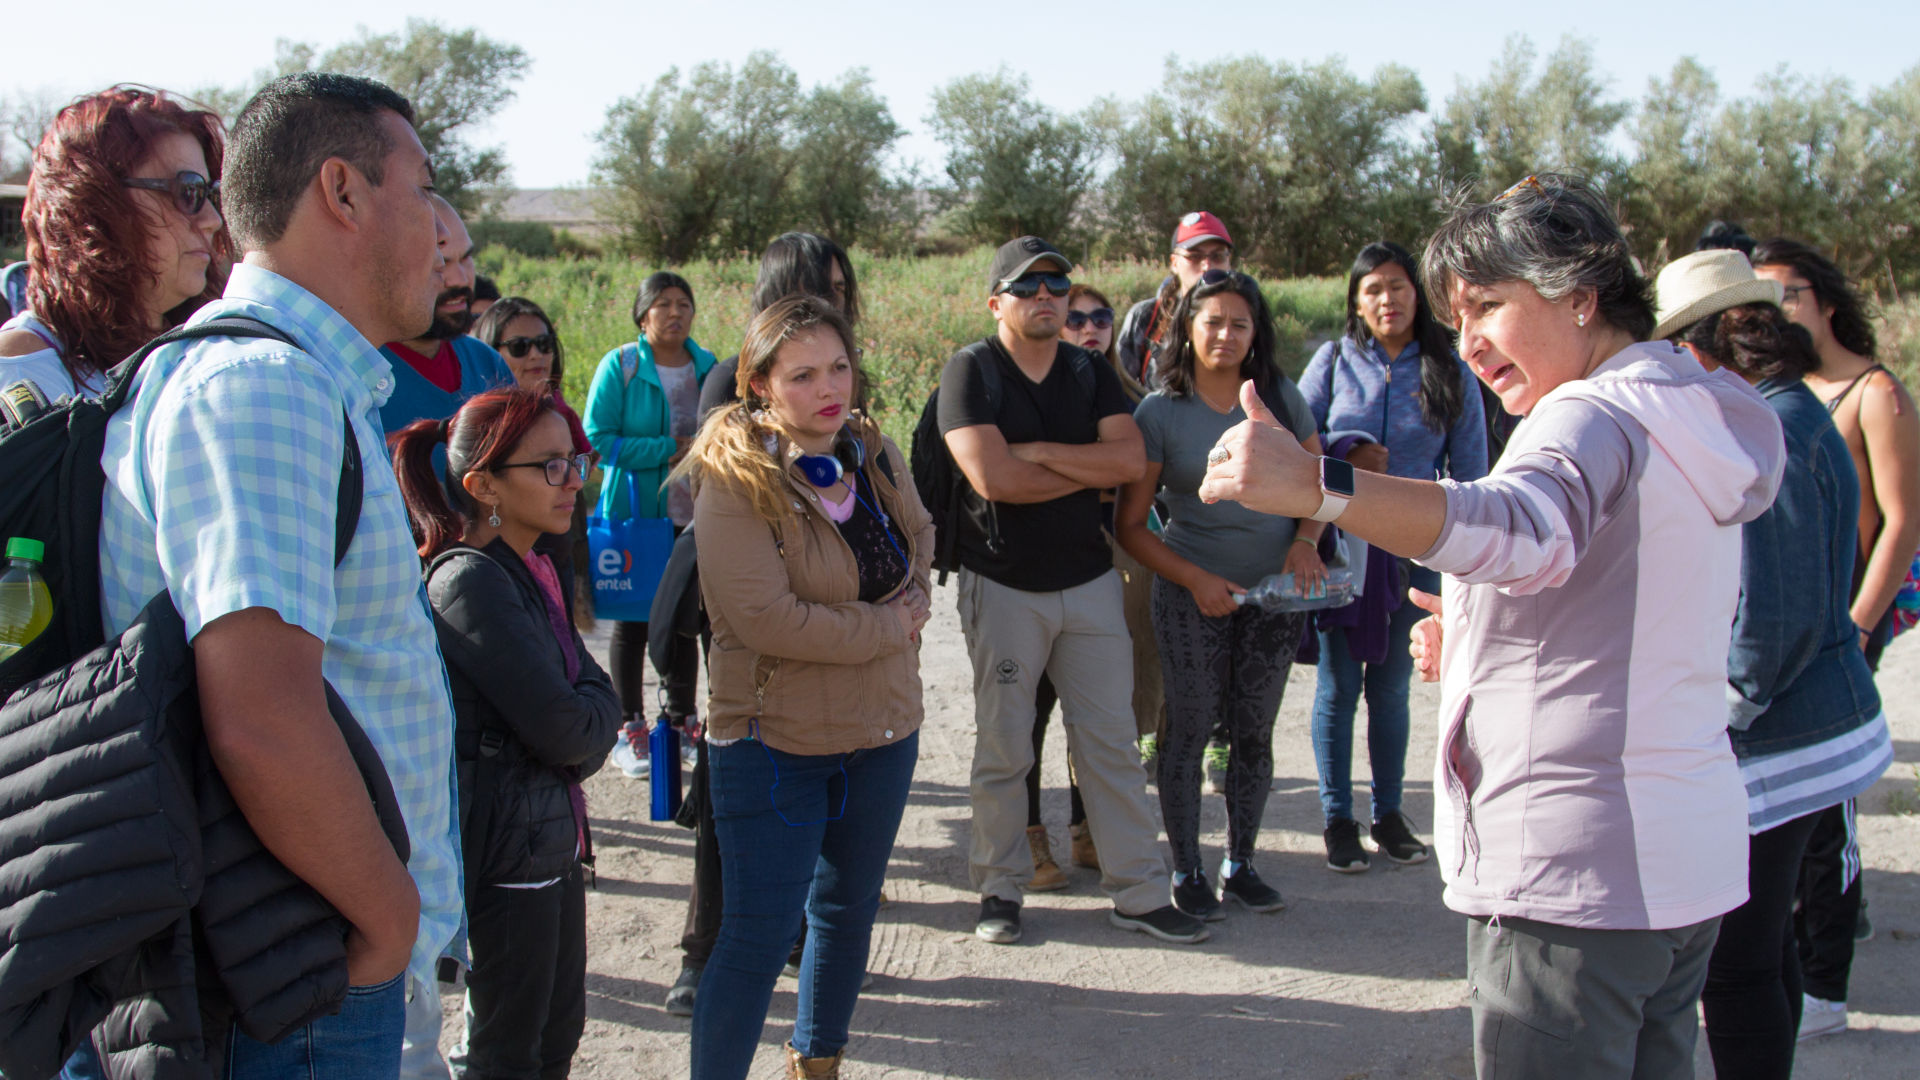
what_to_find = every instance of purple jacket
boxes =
[1419,343,1784,930]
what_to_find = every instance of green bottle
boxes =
[0,537,53,662]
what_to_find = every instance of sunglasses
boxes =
[1198,268,1241,287]
[122,170,220,217]
[997,272,1071,300]
[1064,307,1114,330]
[499,333,556,359]
[1499,174,1542,200]
[494,452,590,487]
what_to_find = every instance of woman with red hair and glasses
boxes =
[391,386,621,1080]
[0,85,228,403]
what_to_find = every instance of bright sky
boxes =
[11,1,1918,190]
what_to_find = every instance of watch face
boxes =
[1321,456,1357,497]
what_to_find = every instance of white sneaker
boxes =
[610,736,650,779]
[681,740,698,769]
[1797,994,1847,1041]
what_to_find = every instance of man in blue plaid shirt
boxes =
[98,73,461,1077]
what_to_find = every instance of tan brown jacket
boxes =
[694,419,935,755]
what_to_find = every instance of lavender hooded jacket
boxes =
[1417,342,1785,930]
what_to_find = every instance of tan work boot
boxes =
[1069,822,1099,870]
[1026,825,1068,892]
[787,1044,843,1079]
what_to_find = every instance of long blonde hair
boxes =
[672,295,864,523]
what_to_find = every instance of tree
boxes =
[790,71,907,250]
[1432,36,1630,200]
[1098,56,1430,276]
[926,70,1093,245]
[0,90,63,184]
[204,22,529,215]
[1622,57,1723,263]
[593,53,905,262]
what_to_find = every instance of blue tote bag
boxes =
[587,458,673,622]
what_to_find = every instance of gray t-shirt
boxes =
[1136,380,1318,587]
[657,361,700,526]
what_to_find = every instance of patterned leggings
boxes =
[1150,575,1307,874]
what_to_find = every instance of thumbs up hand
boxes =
[1198,380,1324,517]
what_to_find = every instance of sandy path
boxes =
[449,581,1920,1079]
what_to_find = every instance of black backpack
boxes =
[0,318,361,698]
[908,340,1097,583]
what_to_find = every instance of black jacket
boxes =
[426,540,620,888]
[0,594,409,1080]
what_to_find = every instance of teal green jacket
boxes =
[584,336,717,519]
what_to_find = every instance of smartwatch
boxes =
[1310,456,1356,523]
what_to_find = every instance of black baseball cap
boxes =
[987,236,1072,297]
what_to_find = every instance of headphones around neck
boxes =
[795,430,866,488]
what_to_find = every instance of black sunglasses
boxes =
[1064,307,1114,330]
[494,452,590,487]
[499,333,556,359]
[997,272,1072,300]
[1198,268,1238,287]
[122,170,220,217]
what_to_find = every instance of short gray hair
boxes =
[1423,173,1654,341]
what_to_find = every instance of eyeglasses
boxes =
[1780,284,1814,306]
[498,333,556,359]
[494,452,590,487]
[996,272,1071,300]
[1176,246,1233,267]
[1064,307,1113,330]
[122,171,220,217]
[1498,174,1542,200]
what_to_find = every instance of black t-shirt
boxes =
[835,470,909,602]
[936,336,1133,592]
[698,355,741,419]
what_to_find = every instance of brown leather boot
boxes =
[787,1044,843,1079]
[1026,824,1068,891]
[1069,821,1100,870]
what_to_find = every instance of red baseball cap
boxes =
[1172,211,1233,251]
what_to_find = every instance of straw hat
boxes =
[1652,249,1784,340]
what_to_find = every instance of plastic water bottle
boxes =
[1235,566,1356,612]
[0,537,53,663]
[649,713,682,821]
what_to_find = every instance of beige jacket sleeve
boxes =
[693,476,911,665]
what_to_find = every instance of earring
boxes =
[488,505,501,528]
[1576,313,1588,327]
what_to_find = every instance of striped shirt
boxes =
[98,263,462,985]
[1738,713,1893,834]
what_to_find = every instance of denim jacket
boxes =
[1727,378,1881,755]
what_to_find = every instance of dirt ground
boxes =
[448,580,1920,1079]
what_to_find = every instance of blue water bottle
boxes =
[649,713,682,821]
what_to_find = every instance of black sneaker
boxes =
[976,896,1022,944]
[1325,818,1371,873]
[1371,811,1431,865]
[664,963,701,1017]
[1219,864,1286,913]
[1856,894,1874,943]
[1110,903,1210,944]
[1172,871,1226,922]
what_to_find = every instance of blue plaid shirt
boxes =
[100,263,462,984]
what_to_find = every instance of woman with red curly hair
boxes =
[0,85,229,401]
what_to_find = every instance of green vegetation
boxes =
[480,247,1345,444]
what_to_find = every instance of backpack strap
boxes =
[106,316,364,566]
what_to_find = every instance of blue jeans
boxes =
[225,971,407,1079]
[692,731,918,1079]
[1312,564,1438,825]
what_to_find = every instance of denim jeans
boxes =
[691,731,918,1079]
[1312,564,1438,825]
[226,971,407,1079]
[57,1040,103,1080]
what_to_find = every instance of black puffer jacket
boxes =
[426,540,620,889]
[0,594,408,1080]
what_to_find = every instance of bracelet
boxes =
[1293,536,1318,547]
